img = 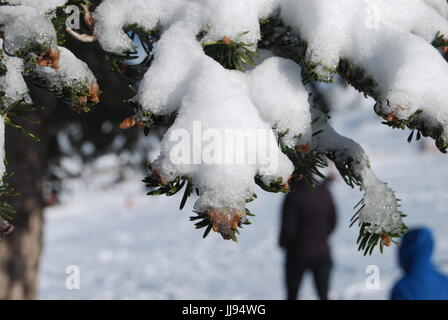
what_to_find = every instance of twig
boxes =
[65,28,98,42]
[81,4,95,31]
[65,3,97,42]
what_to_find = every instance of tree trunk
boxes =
[0,87,53,299]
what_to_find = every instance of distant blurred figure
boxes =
[391,228,448,300]
[279,176,337,300]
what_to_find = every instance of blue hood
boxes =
[399,228,434,273]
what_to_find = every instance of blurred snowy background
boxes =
[38,85,448,300]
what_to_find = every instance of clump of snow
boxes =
[32,46,97,94]
[4,0,67,14]
[0,40,30,112]
[248,57,312,149]
[153,56,294,213]
[0,38,30,181]
[93,0,280,54]
[280,0,448,76]
[133,22,310,215]
[134,28,314,151]
[133,22,205,115]
[313,110,403,234]
[93,0,188,54]
[422,0,448,19]
[280,0,448,140]
[197,0,263,46]
[0,5,58,56]
[366,32,448,140]
[360,168,403,235]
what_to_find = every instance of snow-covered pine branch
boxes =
[1,0,448,252]
[282,0,448,152]
[312,109,407,254]
[29,46,99,112]
[91,0,419,246]
[92,0,448,247]
[0,0,99,231]
[0,4,59,67]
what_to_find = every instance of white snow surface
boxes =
[0,5,57,55]
[248,57,312,148]
[38,88,448,299]
[4,0,67,14]
[281,0,448,139]
[34,46,97,91]
[0,40,30,111]
[94,0,279,54]
[153,57,294,213]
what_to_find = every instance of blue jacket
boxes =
[391,228,448,300]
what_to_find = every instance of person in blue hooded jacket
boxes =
[391,227,448,300]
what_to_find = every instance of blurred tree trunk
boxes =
[0,88,53,300]
[0,23,133,299]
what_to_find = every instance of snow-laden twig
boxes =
[282,0,448,151]
[312,109,407,254]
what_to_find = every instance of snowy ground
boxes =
[38,97,448,299]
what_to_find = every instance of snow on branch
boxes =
[0,40,31,114]
[0,3,100,111]
[28,46,100,112]
[247,57,312,150]
[0,5,60,66]
[92,0,435,246]
[2,0,447,248]
[93,0,279,54]
[0,1,100,235]
[312,110,407,254]
[281,0,448,152]
[129,18,312,240]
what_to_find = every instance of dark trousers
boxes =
[285,253,332,300]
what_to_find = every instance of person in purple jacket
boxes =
[279,177,337,300]
[391,227,448,300]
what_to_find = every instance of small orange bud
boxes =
[295,144,311,153]
[222,36,232,46]
[120,117,137,129]
[36,49,60,70]
[381,233,392,247]
[88,84,100,104]
[151,169,168,185]
[120,116,144,129]
[386,113,397,122]
[207,208,243,239]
